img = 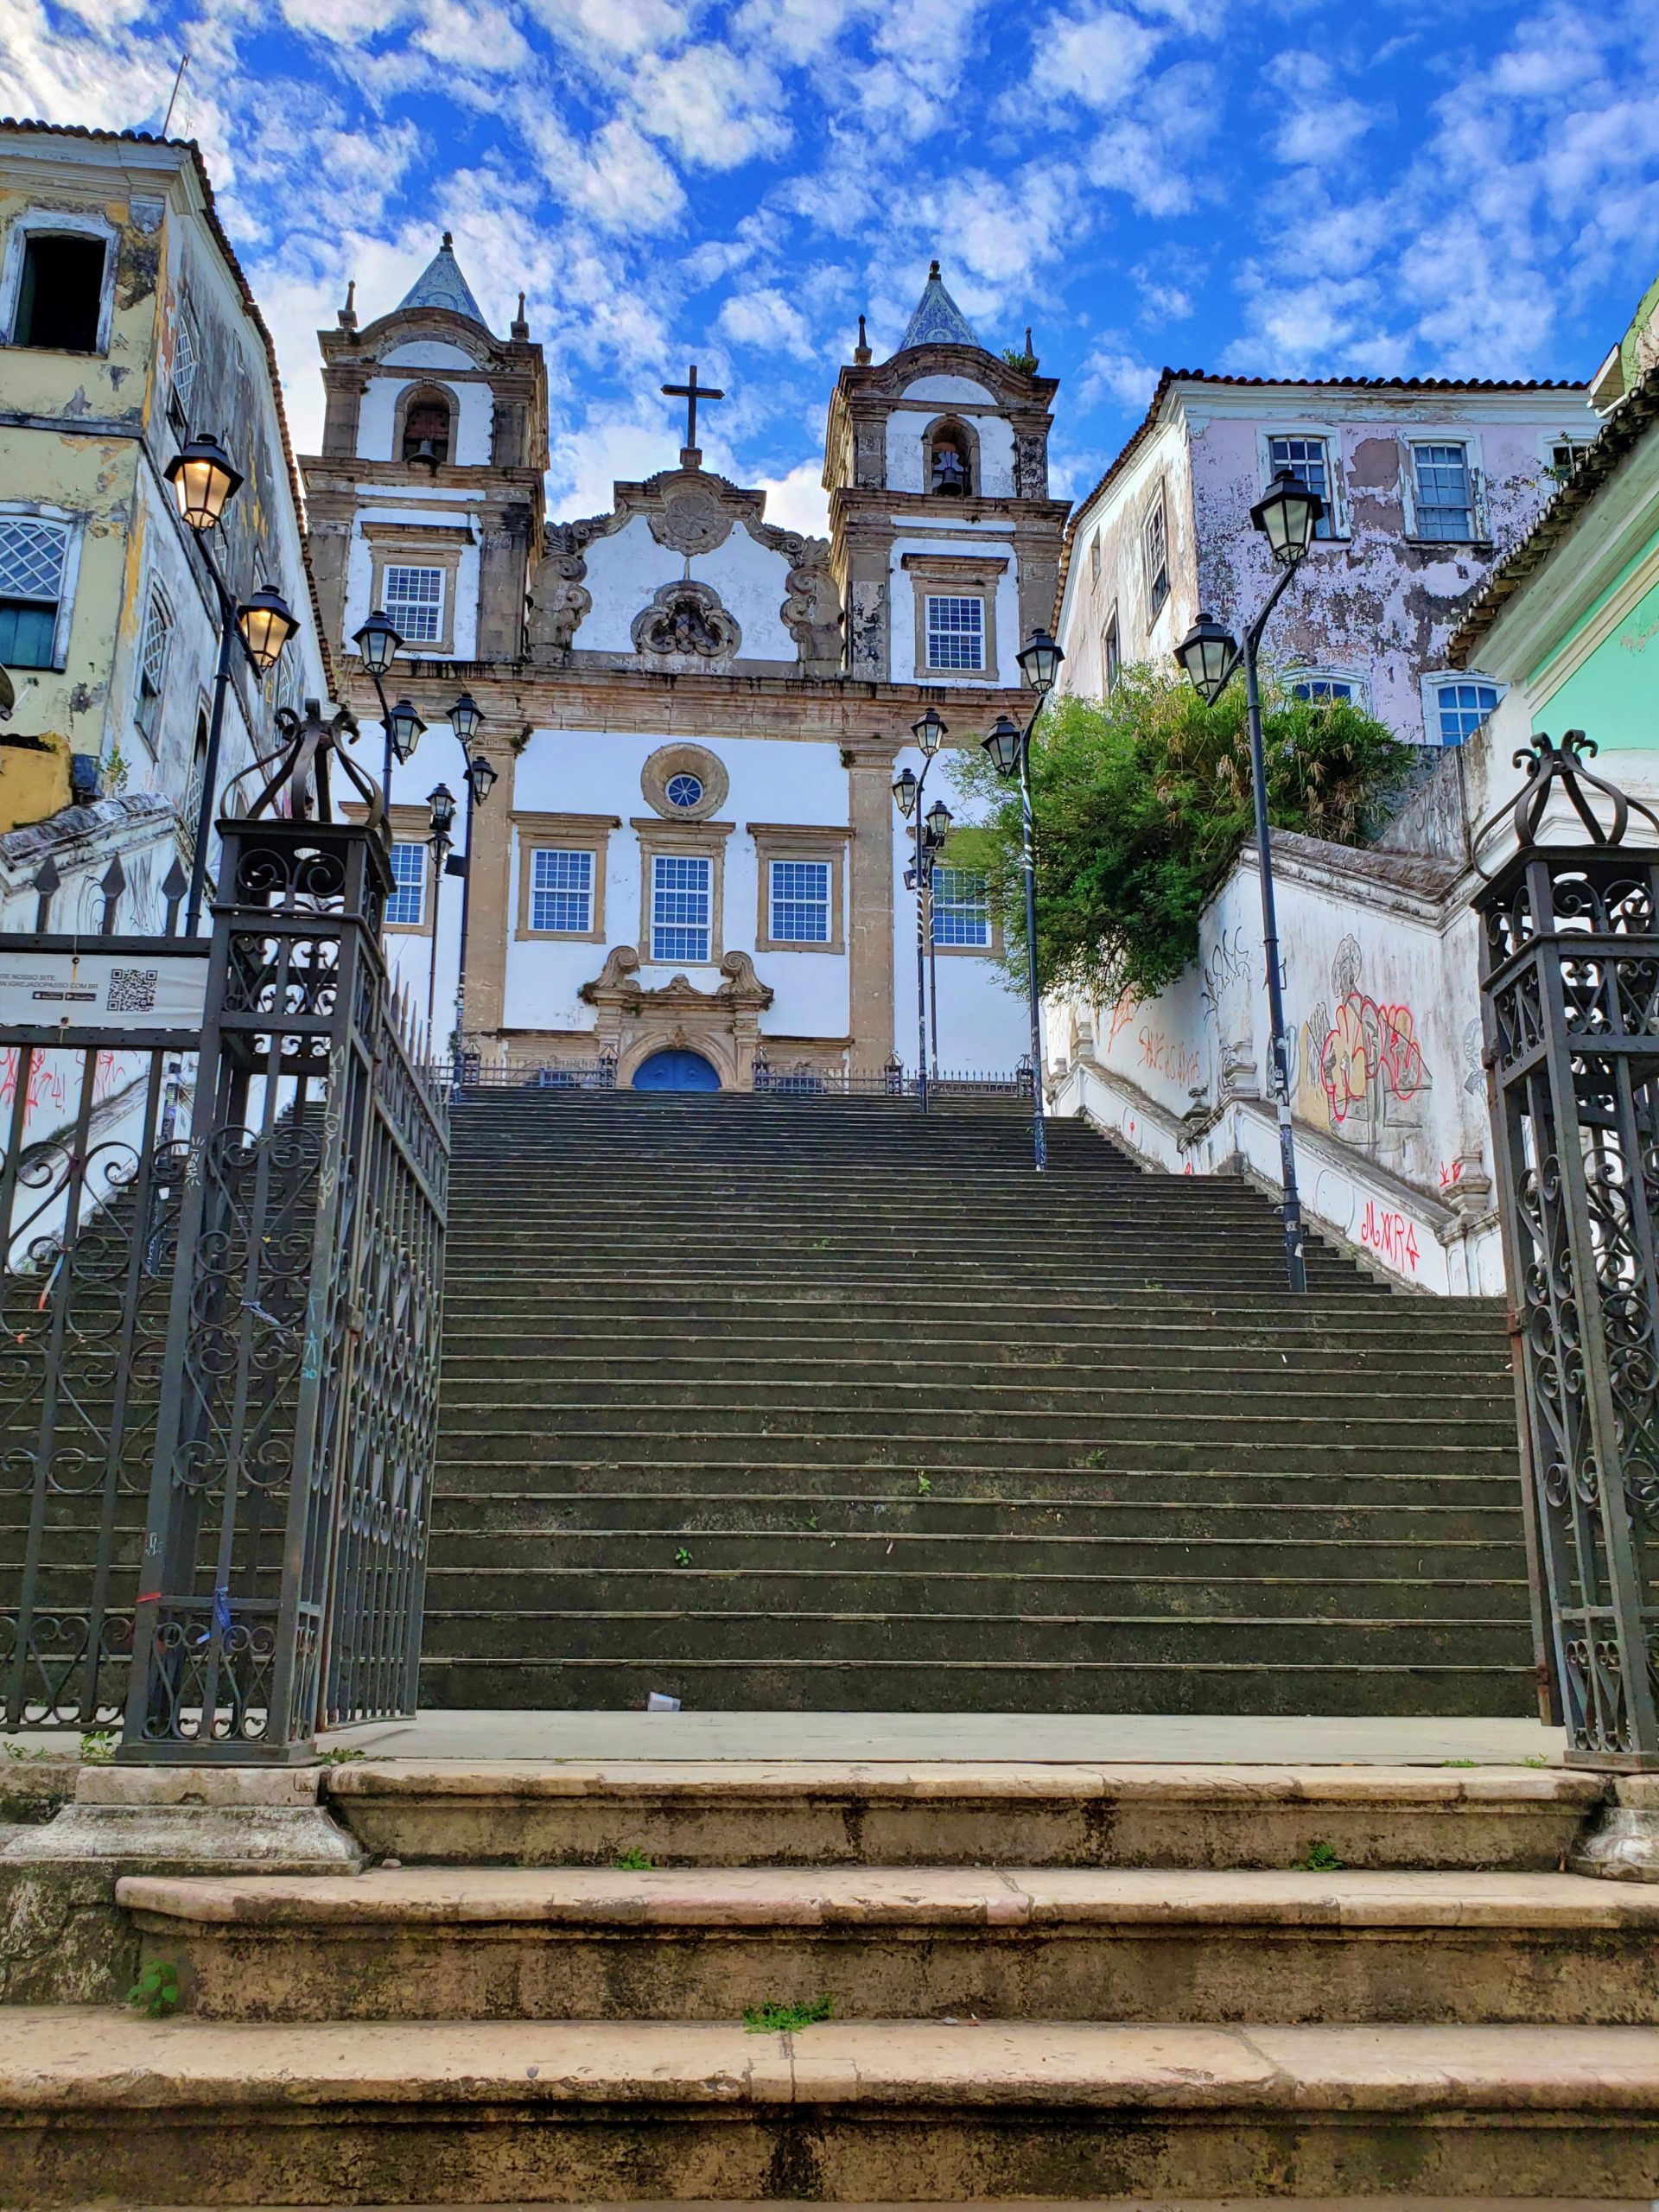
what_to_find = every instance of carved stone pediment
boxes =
[631,579,742,667]
[648,478,734,557]
[580,945,773,1013]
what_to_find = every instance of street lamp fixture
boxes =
[450,691,484,746]
[427,782,456,840]
[1172,470,1330,1293]
[463,748,498,807]
[165,431,242,533]
[1249,467,1325,568]
[352,608,404,677]
[912,705,948,757]
[981,714,1023,778]
[1173,611,1239,706]
[236,582,300,677]
[1015,626,1063,696]
[422,781,459,1052]
[925,798,952,845]
[982,628,1066,1171]
[892,766,918,818]
[385,697,426,765]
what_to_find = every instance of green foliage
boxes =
[948,666,1412,1005]
[674,1547,693,1567]
[613,1847,655,1871]
[316,1747,365,1764]
[915,1472,931,1496]
[743,1994,834,2034]
[1297,1840,1344,1872]
[79,1730,116,1764]
[128,1961,179,2018]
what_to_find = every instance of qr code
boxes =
[106,967,158,1014]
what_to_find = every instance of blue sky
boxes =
[4,0,1657,534]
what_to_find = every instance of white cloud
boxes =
[717,285,818,361]
[632,44,791,170]
[754,459,830,535]
[1077,345,1158,411]
[1040,3,1162,111]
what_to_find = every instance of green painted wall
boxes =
[1537,563,1659,748]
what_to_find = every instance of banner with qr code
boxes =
[0,948,210,1040]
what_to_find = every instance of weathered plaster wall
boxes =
[1059,421,1191,699]
[355,373,493,466]
[1052,831,1503,1293]
[573,516,796,664]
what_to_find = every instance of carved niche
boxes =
[631,580,742,666]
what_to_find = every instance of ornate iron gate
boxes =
[1478,731,1659,1770]
[0,857,198,1728]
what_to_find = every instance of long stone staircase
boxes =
[11,1760,1659,2203]
[426,1090,1533,1715]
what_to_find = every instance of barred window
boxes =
[932,865,991,949]
[652,853,711,963]
[769,859,830,944]
[530,848,594,933]
[385,841,427,927]
[0,515,69,671]
[135,587,172,744]
[1434,680,1499,748]
[925,594,983,671]
[1143,493,1169,614]
[1413,444,1474,541]
[169,302,199,429]
[383,564,445,645]
[1268,435,1335,537]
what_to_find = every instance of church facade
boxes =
[301,245,1062,1085]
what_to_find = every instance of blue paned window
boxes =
[1268,435,1335,537]
[386,841,427,927]
[531,848,594,933]
[652,853,711,962]
[925,594,984,671]
[1434,681,1499,748]
[770,859,830,944]
[0,516,67,671]
[1413,444,1474,541]
[933,866,991,948]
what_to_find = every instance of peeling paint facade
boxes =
[0,123,327,918]
[1054,374,1596,747]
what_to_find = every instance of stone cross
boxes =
[661,364,724,467]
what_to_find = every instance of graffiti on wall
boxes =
[1297,936,1431,1164]
[1139,1026,1203,1090]
[1360,1199,1421,1274]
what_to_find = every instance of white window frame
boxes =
[1542,429,1594,482]
[0,207,118,355]
[385,840,429,930]
[0,503,83,672]
[1143,491,1169,620]
[767,857,832,945]
[1102,605,1121,694]
[1287,666,1368,709]
[528,847,595,936]
[651,851,713,964]
[925,594,985,673]
[931,865,993,952]
[1262,427,1345,539]
[383,563,447,647]
[168,296,200,433]
[1403,436,1485,545]
[134,582,173,749]
[1421,671,1505,749]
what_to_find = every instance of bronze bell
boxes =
[931,446,967,495]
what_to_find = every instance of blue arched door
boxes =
[632,1048,721,1091]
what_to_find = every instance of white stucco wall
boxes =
[341,503,480,659]
[888,531,1020,686]
[575,515,796,662]
[886,409,1014,498]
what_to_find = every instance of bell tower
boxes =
[823,263,1069,684]
[300,235,547,667]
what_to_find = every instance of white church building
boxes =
[300,245,1066,1087]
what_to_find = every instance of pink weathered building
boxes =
[1053,371,1598,746]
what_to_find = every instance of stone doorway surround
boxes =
[577,942,772,1089]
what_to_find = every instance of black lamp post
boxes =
[452,701,497,1078]
[980,626,1065,1170]
[352,608,427,801]
[893,705,947,1109]
[1173,464,1325,1294]
[165,431,301,932]
[423,780,456,1052]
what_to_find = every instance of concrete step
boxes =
[120,1866,1659,2027]
[319,1759,1600,1870]
[9,2010,1658,2204]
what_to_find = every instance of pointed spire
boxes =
[396,232,487,327]
[899,260,982,353]
[512,290,529,341]
[338,279,357,331]
[854,312,871,366]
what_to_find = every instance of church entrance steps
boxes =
[119,1864,1659,2028]
[317,1760,1595,1870]
[7,2011,1659,2204]
[428,1090,1529,1714]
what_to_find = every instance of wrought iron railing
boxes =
[424,1056,1026,1099]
